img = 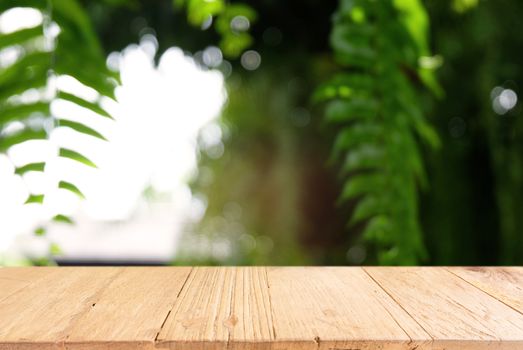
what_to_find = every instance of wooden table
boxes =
[1,267,523,349]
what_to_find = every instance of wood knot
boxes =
[223,315,238,330]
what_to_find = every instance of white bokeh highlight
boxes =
[1,38,226,262]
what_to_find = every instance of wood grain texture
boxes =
[0,267,53,303]
[65,267,191,350]
[157,267,274,350]
[267,267,429,350]
[0,267,121,349]
[229,267,274,349]
[0,267,523,350]
[448,267,523,315]
[365,267,523,349]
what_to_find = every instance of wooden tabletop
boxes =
[1,267,523,349]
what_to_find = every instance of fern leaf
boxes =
[52,214,75,224]
[15,162,46,175]
[340,173,385,201]
[319,0,440,264]
[325,99,379,123]
[25,194,45,204]
[57,119,107,140]
[58,148,97,168]
[0,102,50,125]
[57,92,112,120]
[0,128,47,152]
[0,26,43,50]
[58,180,85,199]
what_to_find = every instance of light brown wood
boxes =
[0,266,522,350]
[0,267,121,349]
[267,267,430,350]
[0,267,53,303]
[365,267,523,349]
[66,267,191,350]
[448,267,523,315]
[157,267,274,350]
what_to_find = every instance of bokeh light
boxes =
[0,10,227,262]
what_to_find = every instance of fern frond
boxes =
[0,1,117,255]
[320,0,440,264]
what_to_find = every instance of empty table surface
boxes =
[0,267,523,349]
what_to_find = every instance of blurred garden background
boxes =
[0,0,521,266]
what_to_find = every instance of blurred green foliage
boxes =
[180,69,330,265]
[1,0,522,265]
[174,0,256,57]
[0,0,117,258]
[316,0,439,264]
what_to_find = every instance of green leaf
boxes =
[54,61,117,100]
[342,145,385,173]
[49,243,63,255]
[52,214,75,224]
[419,68,444,98]
[0,128,47,152]
[325,99,379,123]
[332,23,375,44]
[15,162,46,175]
[57,91,113,119]
[215,3,257,34]
[0,26,43,51]
[393,0,429,55]
[58,180,85,199]
[187,0,225,26]
[334,0,368,19]
[313,73,375,103]
[58,119,107,140]
[323,0,436,265]
[351,195,388,225]
[0,75,48,103]
[312,84,338,103]
[219,33,253,58]
[59,148,97,168]
[32,257,53,266]
[330,24,377,68]
[52,0,105,57]
[452,0,479,13]
[351,6,367,23]
[34,226,46,236]
[0,1,48,13]
[214,4,257,57]
[362,215,393,242]
[0,52,50,87]
[0,102,50,125]
[414,118,440,149]
[333,124,382,153]
[25,194,44,204]
[340,173,385,201]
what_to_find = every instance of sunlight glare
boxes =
[0,41,226,262]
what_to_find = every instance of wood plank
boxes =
[65,267,192,350]
[0,267,54,303]
[365,267,523,349]
[267,267,430,350]
[157,267,274,350]
[157,266,235,350]
[448,267,523,316]
[0,267,121,350]
[1,267,523,349]
[229,267,274,349]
